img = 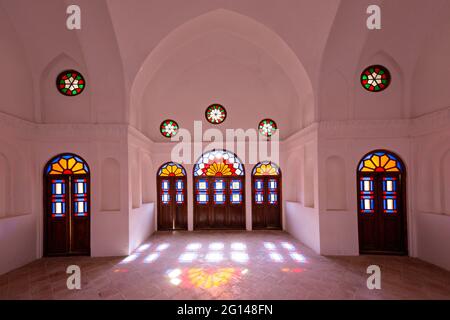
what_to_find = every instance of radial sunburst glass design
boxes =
[56,70,85,96]
[258,119,277,137]
[358,151,402,172]
[160,119,179,138]
[158,162,186,177]
[360,65,391,92]
[205,104,227,124]
[194,150,244,176]
[46,154,89,175]
[252,161,280,176]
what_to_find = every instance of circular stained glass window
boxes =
[360,65,391,92]
[56,70,86,96]
[258,119,277,137]
[205,104,227,124]
[160,119,179,138]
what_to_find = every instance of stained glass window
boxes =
[160,120,179,138]
[230,179,243,204]
[359,177,375,213]
[360,65,391,92]
[73,178,88,217]
[258,119,277,137]
[56,70,85,96]
[158,162,186,176]
[205,104,227,124]
[51,179,66,217]
[196,179,209,204]
[46,154,89,175]
[193,150,244,176]
[382,177,398,214]
[252,161,280,176]
[358,151,402,172]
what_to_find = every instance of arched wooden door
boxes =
[193,150,245,229]
[44,153,90,256]
[157,162,187,230]
[252,161,282,229]
[357,150,407,255]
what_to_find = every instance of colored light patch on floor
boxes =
[179,252,198,263]
[290,252,307,263]
[264,242,276,250]
[156,243,170,251]
[209,242,224,250]
[205,252,223,263]
[143,252,160,263]
[231,251,249,263]
[166,267,247,289]
[186,243,202,251]
[231,242,247,251]
[269,252,284,262]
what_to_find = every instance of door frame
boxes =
[356,149,408,255]
[156,162,188,231]
[43,153,91,257]
[251,171,282,230]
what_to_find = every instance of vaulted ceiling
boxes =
[1,0,449,141]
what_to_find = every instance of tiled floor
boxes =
[1,231,449,300]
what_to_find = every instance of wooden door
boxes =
[44,174,90,256]
[157,176,187,230]
[358,173,407,255]
[194,176,245,229]
[252,176,282,229]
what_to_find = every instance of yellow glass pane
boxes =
[73,169,87,174]
[386,168,400,172]
[71,162,83,172]
[384,160,397,170]
[371,155,380,167]
[58,158,68,170]
[67,157,76,170]
[49,170,62,175]
[51,163,64,172]
[380,155,389,167]
[364,160,376,169]
[361,167,374,172]
[174,167,182,176]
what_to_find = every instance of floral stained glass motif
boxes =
[194,150,244,177]
[56,70,85,96]
[360,65,391,92]
[46,154,89,175]
[160,120,179,138]
[252,161,280,176]
[158,162,186,177]
[358,151,402,173]
[205,104,227,124]
[258,119,277,137]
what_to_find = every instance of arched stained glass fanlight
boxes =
[258,119,277,137]
[56,70,86,96]
[158,162,186,177]
[160,119,179,138]
[358,151,402,172]
[46,154,89,175]
[252,161,280,176]
[205,104,227,124]
[193,150,244,176]
[360,65,391,92]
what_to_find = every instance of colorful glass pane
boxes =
[358,151,402,172]
[193,150,244,176]
[258,119,277,137]
[205,104,227,124]
[360,65,391,92]
[230,179,242,204]
[46,154,89,175]
[160,119,179,138]
[253,161,280,176]
[359,177,375,213]
[158,162,186,176]
[56,70,85,96]
[382,177,398,214]
[73,178,88,217]
[196,179,209,204]
[51,179,66,218]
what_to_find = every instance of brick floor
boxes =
[0,231,449,300]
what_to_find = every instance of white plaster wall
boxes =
[285,202,320,254]
[129,203,156,253]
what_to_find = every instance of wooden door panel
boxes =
[358,173,407,255]
[252,176,281,229]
